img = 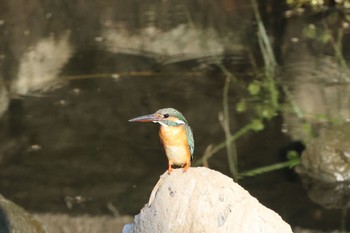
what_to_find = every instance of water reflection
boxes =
[1,0,350,232]
[0,0,252,102]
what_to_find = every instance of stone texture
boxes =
[295,124,350,209]
[297,124,350,182]
[35,213,132,233]
[123,167,292,233]
[0,194,47,233]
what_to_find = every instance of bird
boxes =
[129,108,194,174]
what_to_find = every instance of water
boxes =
[0,0,350,232]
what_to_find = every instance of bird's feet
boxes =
[183,162,190,173]
[167,164,173,175]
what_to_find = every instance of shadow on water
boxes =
[0,50,341,230]
[0,52,244,215]
[0,207,11,233]
[0,0,350,232]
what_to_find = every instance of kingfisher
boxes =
[129,108,194,174]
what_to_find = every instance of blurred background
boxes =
[0,0,350,232]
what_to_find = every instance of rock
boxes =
[296,124,350,182]
[281,12,350,143]
[294,172,350,209]
[0,194,47,233]
[35,213,133,233]
[295,124,350,209]
[123,167,292,233]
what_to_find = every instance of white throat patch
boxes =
[175,119,185,125]
[154,121,168,127]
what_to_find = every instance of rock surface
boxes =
[297,124,350,182]
[35,213,132,233]
[295,124,350,209]
[123,167,292,233]
[0,194,47,233]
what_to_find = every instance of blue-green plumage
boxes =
[154,108,194,160]
[129,107,194,173]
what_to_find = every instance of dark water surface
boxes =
[0,0,349,232]
[0,56,343,230]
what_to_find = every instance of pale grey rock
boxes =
[123,167,292,233]
[297,124,350,183]
[0,194,47,233]
[35,213,132,233]
[295,124,350,209]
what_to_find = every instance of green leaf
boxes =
[303,24,317,39]
[287,150,299,160]
[320,31,332,44]
[236,100,247,112]
[250,119,264,131]
[248,82,261,96]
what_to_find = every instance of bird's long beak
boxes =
[128,113,161,122]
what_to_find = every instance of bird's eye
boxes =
[163,114,169,118]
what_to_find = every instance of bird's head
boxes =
[128,108,188,127]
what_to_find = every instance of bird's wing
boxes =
[185,125,194,160]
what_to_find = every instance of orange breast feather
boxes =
[159,125,191,165]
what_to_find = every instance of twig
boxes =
[238,158,300,179]
[251,0,279,109]
[202,145,213,168]
[194,122,252,166]
[220,77,239,180]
